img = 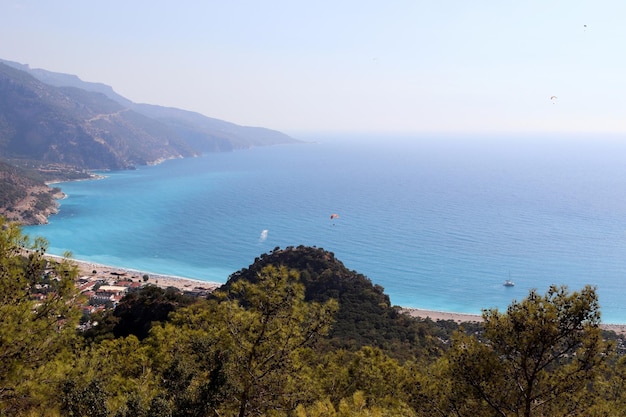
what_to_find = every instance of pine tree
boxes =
[214,265,338,417]
[435,285,613,417]
[0,218,80,414]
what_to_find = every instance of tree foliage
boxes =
[83,285,195,343]
[214,265,339,417]
[223,246,445,359]
[0,218,80,415]
[2,237,626,416]
[430,285,613,417]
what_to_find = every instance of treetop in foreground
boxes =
[432,285,612,417]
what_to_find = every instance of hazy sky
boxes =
[1,1,625,135]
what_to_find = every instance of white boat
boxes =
[503,272,515,286]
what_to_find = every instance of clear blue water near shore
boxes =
[25,134,626,323]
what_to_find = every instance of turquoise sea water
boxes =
[25,134,626,323]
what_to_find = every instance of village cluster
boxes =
[33,259,218,320]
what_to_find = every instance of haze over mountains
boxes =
[0,58,299,170]
[0,58,299,224]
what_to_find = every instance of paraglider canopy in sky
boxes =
[330,213,339,220]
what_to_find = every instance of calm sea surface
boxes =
[25,134,626,323]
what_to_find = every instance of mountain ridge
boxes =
[0,61,195,169]
[0,58,301,224]
[0,58,299,156]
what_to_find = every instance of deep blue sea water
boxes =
[24,134,626,323]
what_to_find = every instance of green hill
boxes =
[221,246,446,359]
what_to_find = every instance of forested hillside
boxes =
[0,160,65,224]
[223,246,450,359]
[1,223,625,416]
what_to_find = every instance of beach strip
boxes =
[401,308,626,335]
[401,308,483,323]
[45,254,222,292]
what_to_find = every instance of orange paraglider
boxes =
[330,213,339,220]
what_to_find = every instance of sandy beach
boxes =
[401,308,484,323]
[401,308,626,335]
[46,254,222,292]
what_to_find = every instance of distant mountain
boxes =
[0,59,300,157]
[0,59,134,108]
[0,62,195,169]
[131,103,297,152]
[0,58,300,224]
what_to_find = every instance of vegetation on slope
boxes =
[223,245,448,359]
[0,222,623,416]
[0,160,65,224]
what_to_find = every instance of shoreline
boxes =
[401,308,626,336]
[45,254,223,292]
[400,308,484,323]
[46,254,626,335]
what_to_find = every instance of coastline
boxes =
[400,308,626,336]
[47,254,626,336]
[400,308,484,323]
[46,254,222,292]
